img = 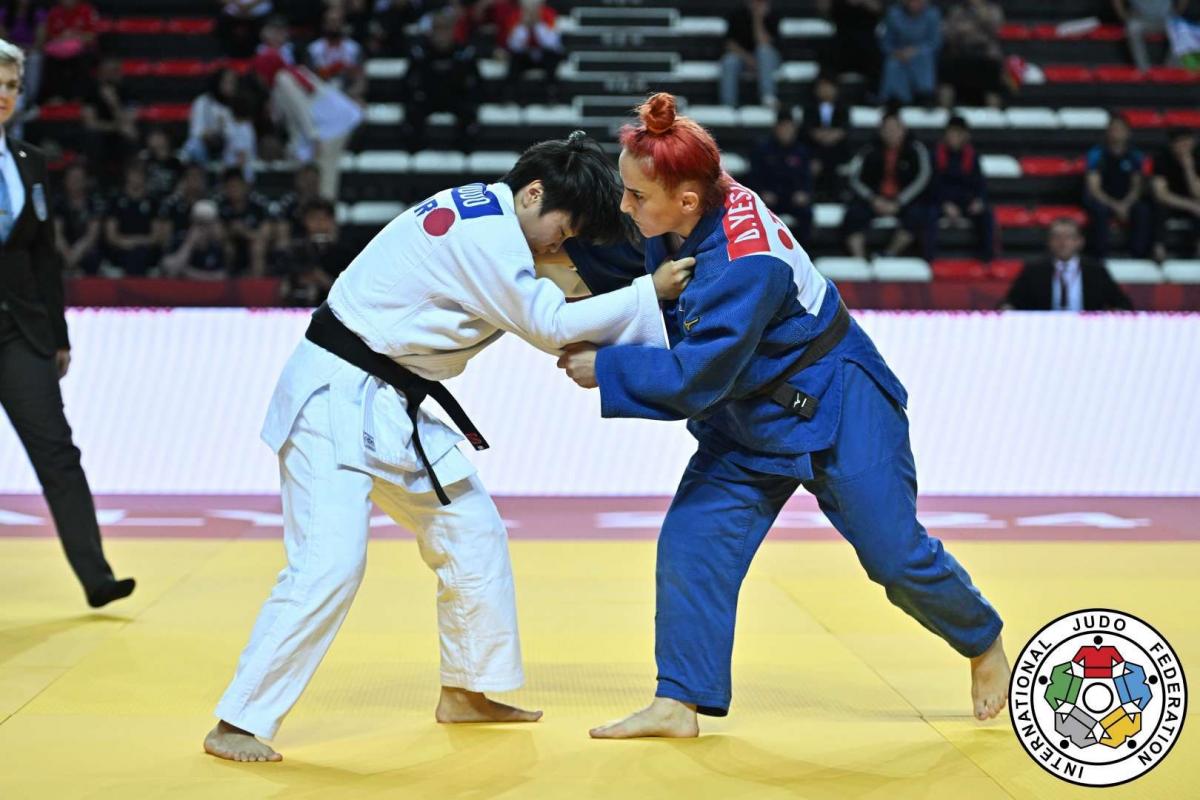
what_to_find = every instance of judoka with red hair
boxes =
[560,93,1011,738]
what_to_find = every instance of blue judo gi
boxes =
[594,184,1003,716]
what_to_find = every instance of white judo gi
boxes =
[215,182,666,738]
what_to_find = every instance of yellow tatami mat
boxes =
[1,536,1195,799]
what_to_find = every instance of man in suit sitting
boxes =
[0,39,134,606]
[1001,217,1134,311]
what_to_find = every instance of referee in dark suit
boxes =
[0,40,134,607]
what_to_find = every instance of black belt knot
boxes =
[304,302,488,505]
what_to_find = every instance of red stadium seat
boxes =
[1148,66,1200,83]
[1121,108,1166,128]
[1042,65,1094,82]
[1033,206,1087,227]
[139,104,191,123]
[932,259,988,281]
[995,206,1034,227]
[1085,25,1126,41]
[38,102,82,122]
[998,23,1032,40]
[1019,156,1085,177]
[989,260,1025,281]
[155,60,211,77]
[1164,109,1200,127]
[120,59,155,77]
[1094,65,1144,83]
[113,18,165,35]
[166,18,216,35]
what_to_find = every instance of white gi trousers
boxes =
[214,386,522,740]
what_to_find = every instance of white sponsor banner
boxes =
[0,309,1196,495]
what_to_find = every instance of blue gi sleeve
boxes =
[562,236,648,295]
[595,255,791,421]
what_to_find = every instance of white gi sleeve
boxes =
[451,231,667,354]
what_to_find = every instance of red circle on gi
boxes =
[423,208,455,236]
[777,229,794,250]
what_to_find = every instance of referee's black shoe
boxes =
[87,578,137,608]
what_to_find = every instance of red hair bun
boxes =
[640,93,676,135]
[621,91,732,212]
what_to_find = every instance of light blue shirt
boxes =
[1052,257,1084,312]
[0,130,27,224]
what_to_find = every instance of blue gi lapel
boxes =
[644,206,724,272]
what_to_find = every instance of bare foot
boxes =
[589,697,699,739]
[971,633,1011,721]
[203,720,282,762]
[434,686,543,723]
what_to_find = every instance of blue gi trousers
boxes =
[654,364,1004,715]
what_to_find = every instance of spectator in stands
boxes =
[307,5,367,103]
[1001,217,1133,310]
[217,166,271,275]
[719,0,781,109]
[82,56,139,184]
[404,7,481,152]
[938,0,1006,109]
[373,0,429,55]
[1113,0,1189,71]
[40,0,97,103]
[54,162,103,276]
[104,161,168,277]
[802,72,850,200]
[217,0,274,59]
[183,67,239,168]
[749,108,813,246]
[818,0,883,86]
[252,16,311,159]
[162,199,232,280]
[0,0,50,125]
[280,197,354,305]
[269,161,320,249]
[254,16,356,198]
[879,0,941,106]
[141,128,184,202]
[226,90,259,181]
[925,115,995,262]
[160,163,212,252]
[1083,114,1153,259]
[843,109,931,259]
[501,0,564,101]
[1151,127,1200,259]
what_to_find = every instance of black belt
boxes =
[751,300,851,419]
[304,302,489,506]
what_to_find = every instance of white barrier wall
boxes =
[0,309,1197,495]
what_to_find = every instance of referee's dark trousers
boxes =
[0,137,121,599]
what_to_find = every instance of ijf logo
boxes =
[1009,609,1187,787]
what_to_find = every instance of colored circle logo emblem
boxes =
[423,207,456,236]
[1009,609,1186,787]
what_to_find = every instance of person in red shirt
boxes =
[250,18,316,160]
[40,0,99,102]
[500,0,563,101]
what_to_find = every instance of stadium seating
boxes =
[24,0,1200,309]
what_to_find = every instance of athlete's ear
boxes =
[679,188,701,216]
[523,180,544,208]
